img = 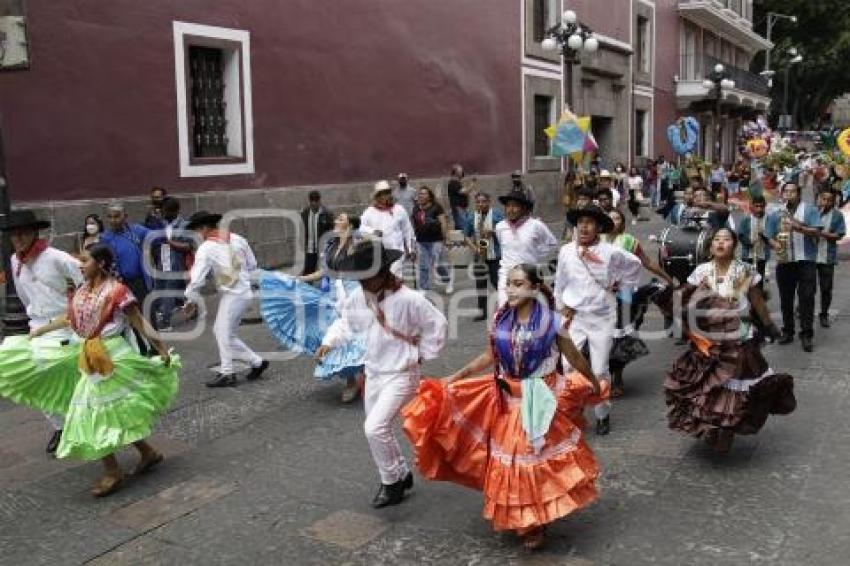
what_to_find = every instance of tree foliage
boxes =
[752,0,850,129]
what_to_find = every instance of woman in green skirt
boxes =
[30,244,179,497]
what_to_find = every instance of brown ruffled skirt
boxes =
[402,372,608,532]
[665,339,796,438]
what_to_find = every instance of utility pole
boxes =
[0,120,29,336]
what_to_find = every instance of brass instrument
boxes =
[475,212,490,258]
[776,209,792,263]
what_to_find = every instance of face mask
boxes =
[86,224,99,235]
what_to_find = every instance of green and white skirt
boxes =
[57,336,180,461]
[0,333,81,416]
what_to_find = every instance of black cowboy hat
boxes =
[566,204,615,234]
[330,239,403,279]
[186,210,223,230]
[0,210,51,232]
[498,185,534,209]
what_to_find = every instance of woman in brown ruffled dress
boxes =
[654,228,796,453]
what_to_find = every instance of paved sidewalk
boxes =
[1,214,848,565]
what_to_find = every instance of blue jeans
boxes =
[451,206,469,232]
[153,276,187,328]
[417,241,450,290]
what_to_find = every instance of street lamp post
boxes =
[782,52,804,130]
[541,9,599,63]
[702,64,735,164]
[763,12,797,87]
[0,122,29,336]
[541,9,599,168]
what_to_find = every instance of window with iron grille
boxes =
[635,110,647,158]
[637,16,650,73]
[534,95,553,157]
[533,0,548,43]
[173,22,254,177]
[188,46,228,159]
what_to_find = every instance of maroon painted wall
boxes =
[653,0,681,159]
[0,1,521,201]
[571,0,632,44]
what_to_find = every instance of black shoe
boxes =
[402,472,413,491]
[46,430,62,454]
[595,417,610,436]
[245,360,269,381]
[206,373,237,388]
[777,333,794,345]
[820,313,830,328]
[801,336,813,352]
[371,480,404,509]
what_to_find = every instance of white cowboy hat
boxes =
[372,180,392,198]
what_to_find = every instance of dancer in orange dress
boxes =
[403,264,606,551]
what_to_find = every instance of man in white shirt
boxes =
[392,173,416,216]
[554,205,642,435]
[183,211,268,388]
[2,210,83,454]
[318,240,447,509]
[494,185,558,305]
[360,180,416,278]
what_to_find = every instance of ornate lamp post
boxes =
[0,124,29,336]
[702,64,735,164]
[541,9,599,63]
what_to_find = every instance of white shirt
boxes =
[554,240,642,315]
[392,187,417,216]
[185,233,257,302]
[360,205,415,253]
[322,285,447,376]
[627,175,643,193]
[11,247,83,329]
[494,217,558,287]
[307,209,319,254]
[160,218,180,272]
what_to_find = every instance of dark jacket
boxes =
[301,206,334,252]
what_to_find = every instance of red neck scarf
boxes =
[507,214,529,232]
[578,237,604,264]
[16,239,49,276]
[206,230,231,243]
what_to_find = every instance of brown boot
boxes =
[91,471,124,497]
[611,369,625,398]
[522,527,545,551]
[712,430,734,454]
[132,450,164,475]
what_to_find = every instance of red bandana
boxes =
[15,239,49,277]
[206,230,231,243]
[507,215,529,232]
[579,245,604,265]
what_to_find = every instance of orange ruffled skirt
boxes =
[402,372,608,532]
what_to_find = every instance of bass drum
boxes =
[658,225,714,283]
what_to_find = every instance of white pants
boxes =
[363,369,419,485]
[214,292,263,375]
[565,310,616,420]
[390,257,404,278]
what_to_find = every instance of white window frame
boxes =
[173,21,255,178]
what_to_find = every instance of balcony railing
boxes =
[705,55,769,96]
[679,54,770,97]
